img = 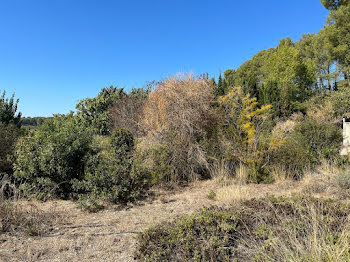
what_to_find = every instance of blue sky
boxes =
[0,0,329,117]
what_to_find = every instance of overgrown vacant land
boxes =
[1,0,350,261]
[1,164,350,261]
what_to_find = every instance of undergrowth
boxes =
[0,199,59,236]
[136,195,350,262]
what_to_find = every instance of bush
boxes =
[14,113,94,199]
[218,86,272,183]
[136,196,350,262]
[269,133,312,178]
[269,117,342,178]
[0,123,20,174]
[110,87,149,137]
[336,169,350,190]
[140,74,218,183]
[74,129,151,204]
[136,144,175,184]
[294,119,342,164]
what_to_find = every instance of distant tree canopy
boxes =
[21,117,50,127]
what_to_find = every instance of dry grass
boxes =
[0,199,62,240]
[136,195,350,261]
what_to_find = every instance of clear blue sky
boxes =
[0,0,329,117]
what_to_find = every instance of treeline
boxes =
[0,0,349,208]
[21,117,51,127]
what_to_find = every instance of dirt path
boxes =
[0,181,222,262]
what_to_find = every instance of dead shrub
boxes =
[139,74,218,183]
[110,88,149,137]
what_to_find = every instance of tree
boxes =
[296,32,337,91]
[321,0,349,10]
[0,90,22,174]
[224,69,235,88]
[325,3,350,80]
[261,38,313,116]
[216,73,225,96]
[218,86,272,182]
[0,90,21,127]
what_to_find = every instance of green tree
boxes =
[0,90,22,174]
[325,3,350,80]
[224,69,235,88]
[216,73,224,96]
[321,0,349,10]
[0,90,21,127]
[261,38,313,116]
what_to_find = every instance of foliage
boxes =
[21,116,50,127]
[136,144,174,184]
[293,119,342,164]
[218,86,272,182]
[136,195,350,262]
[0,91,22,175]
[321,0,349,10]
[0,123,21,174]
[76,86,125,135]
[269,130,313,178]
[325,2,350,79]
[13,113,94,199]
[268,116,342,178]
[0,90,22,128]
[73,129,151,204]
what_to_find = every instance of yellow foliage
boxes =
[218,86,271,149]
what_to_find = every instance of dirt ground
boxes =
[0,181,224,262]
[0,174,343,262]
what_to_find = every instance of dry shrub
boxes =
[306,100,334,123]
[136,195,350,262]
[139,74,218,182]
[110,89,148,137]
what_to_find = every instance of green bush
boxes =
[13,113,93,199]
[294,119,342,164]
[74,129,151,204]
[336,169,350,190]
[137,145,174,184]
[269,119,342,178]
[269,133,312,178]
[136,196,350,262]
[0,123,20,175]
